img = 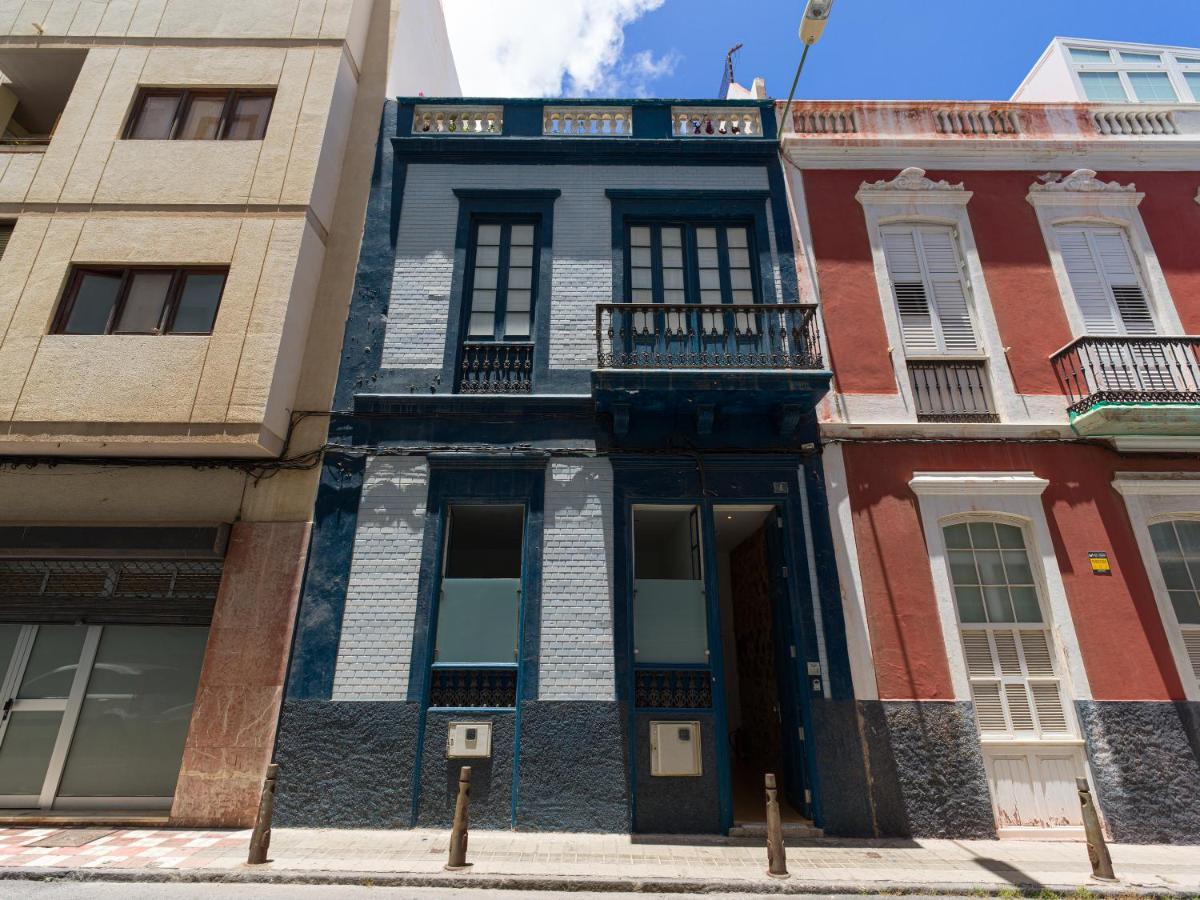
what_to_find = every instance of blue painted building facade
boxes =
[274,98,870,834]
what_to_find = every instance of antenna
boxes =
[719,42,744,99]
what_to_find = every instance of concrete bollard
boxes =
[1076,777,1116,882]
[445,765,473,871]
[765,772,789,879]
[247,763,279,865]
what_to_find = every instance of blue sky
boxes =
[442,0,1200,100]
[623,0,1200,100]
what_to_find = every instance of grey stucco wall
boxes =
[808,699,875,837]
[516,700,629,831]
[273,699,420,827]
[416,710,516,829]
[1077,699,1200,844]
[871,700,997,839]
[632,713,720,834]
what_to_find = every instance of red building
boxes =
[782,39,1200,843]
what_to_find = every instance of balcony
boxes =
[457,342,534,394]
[907,359,998,423]
[1051,336,1200,439]
[596,303,821,370]
[592,303,828,439]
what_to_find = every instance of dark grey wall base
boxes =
[1077,700,1200,844]
[871,700,996,839]
[273,699,420,828]
[517,701,629,832]
[416,711,515,830]
[633,714,719,834]
[808,699,874,836]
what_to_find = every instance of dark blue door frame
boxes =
[614,459,825,833]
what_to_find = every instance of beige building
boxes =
[0,0,458,826]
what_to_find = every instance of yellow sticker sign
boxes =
[1088,552,1111,576]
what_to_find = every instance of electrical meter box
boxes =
[649,720,702,776]
[446,721,492,758]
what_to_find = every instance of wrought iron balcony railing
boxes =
[457,342,534,394]
[1051,336,1200,414]
[907,358,999,423]
[596,303,822,370]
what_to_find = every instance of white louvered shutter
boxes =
[881,225,978,355]
[1185,630,1200,683]
[961,628,1070,738]
[1056,226,1156,336]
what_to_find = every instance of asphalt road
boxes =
[0,882,964,900]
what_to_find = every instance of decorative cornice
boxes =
[909,471,1049,497]
[1029,168,1135,193]
[1112,472,1200,496]
[859,167,964,192]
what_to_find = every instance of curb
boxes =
[0,866,1187,896]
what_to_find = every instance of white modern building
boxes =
[1014,37,1200,103]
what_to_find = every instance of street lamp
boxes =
[777,0,835,148]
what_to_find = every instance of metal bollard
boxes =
[445,765,473,871]
[1076,777,1116,882]
[247,763,279,865]
[765,772,789,879]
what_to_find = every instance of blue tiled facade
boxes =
[275,98,868,834]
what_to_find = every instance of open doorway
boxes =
[714,505,807,827]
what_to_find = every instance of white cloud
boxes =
[440,0,676,97]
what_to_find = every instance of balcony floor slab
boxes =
[1069,401,1200,438]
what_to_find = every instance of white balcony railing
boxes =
[671,107,762,137]
[412,106,503,135]
[543,107,632,137]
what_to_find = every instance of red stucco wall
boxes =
[843,441,1195,703]
[804,169,1200,397]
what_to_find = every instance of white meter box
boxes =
[649,720,702,776]
[446,721,492,758]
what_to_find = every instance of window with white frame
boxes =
[880,224,979,355]
[1067,44,1200,103]
[1054,225,1156,336]
[944,520,1071,739]
[1148,520,1200,685]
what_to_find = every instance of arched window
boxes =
[1148,519,1200,687]
[943,520,1071,739]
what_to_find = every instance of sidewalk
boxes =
[0,825,1197,895]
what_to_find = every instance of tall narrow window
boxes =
[633,506,707,665]
[430,506,524,708]
[465,221,538,341]
[1148,520,1200,688]
[880,224,978,355]
[1055,226,1155,336]
[944,521,1071,739]
[625,222,757,307]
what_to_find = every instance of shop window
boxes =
[944,520,1071,739]
[430,506,524,708]
[52,267,227,336]
[1148,520,1200,686]
[124,88,274,141]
